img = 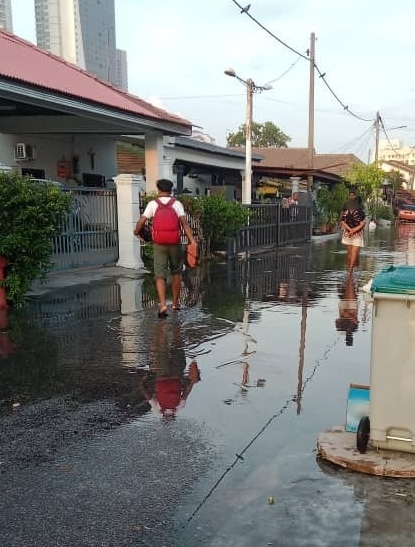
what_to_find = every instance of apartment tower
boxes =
[0,0,13,31]
[34,0,127,89]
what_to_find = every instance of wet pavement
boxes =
[2,224,415,546]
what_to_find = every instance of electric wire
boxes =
[263,54,304,86]
[330,125,374,154]
[229,0,373,123]
[355,128,375,161]
[158,93,244,101]
[379,115,414,160]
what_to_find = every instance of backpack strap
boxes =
[156,197,175,208]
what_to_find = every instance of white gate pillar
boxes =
[114,173,145,269]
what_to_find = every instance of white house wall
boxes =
[0,133,117,183]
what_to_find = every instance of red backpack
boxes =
[151,198,181,245]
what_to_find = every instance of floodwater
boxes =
[2,224,415,546]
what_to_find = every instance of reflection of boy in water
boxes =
[335,273,359,346]
[141,320,200,418]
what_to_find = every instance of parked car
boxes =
[398,204,415,223]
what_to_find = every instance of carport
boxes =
[0,29,192,189]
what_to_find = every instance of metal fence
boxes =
[229,203,312,258]
[51,188,118,271]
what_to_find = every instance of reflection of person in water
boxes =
[335,273,359,346]
[141,319,201,418]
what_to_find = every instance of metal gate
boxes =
[51,188,118,271]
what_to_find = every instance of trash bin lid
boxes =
[371,265,415,294]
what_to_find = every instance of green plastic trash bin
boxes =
[369,265,415,453]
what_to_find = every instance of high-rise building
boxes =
[34,0,126,88]
[116,48,128,91]
[0,0,13,31]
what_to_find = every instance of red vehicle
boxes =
[398,203,415,222]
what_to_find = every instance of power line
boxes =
[264,54,304,86]
[229,0,373,123]
[379,115,413,159]
[158,93,244,100]
[330,124,374,155]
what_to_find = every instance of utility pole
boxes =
[245,79,254,205]
[224,69,272,204]
[374,111,380,167]
[307,32,315,194]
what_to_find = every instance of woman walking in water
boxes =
[340,188,366,272]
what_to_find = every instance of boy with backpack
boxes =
[134,178,196,318]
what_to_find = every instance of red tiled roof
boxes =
[381,160,415,174]
[251,147,362,177]
[0,29,192,130]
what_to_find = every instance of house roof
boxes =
[251,147,362,177]
[380,160,415,174]
[0,29,192,131]
[171,136,263,160]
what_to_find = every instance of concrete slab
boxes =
[317,426,415,478]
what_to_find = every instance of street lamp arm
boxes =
[224,68,272,92]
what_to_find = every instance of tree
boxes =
[385,170,406,195]
[343,163,386,203]
[226,121,291,148]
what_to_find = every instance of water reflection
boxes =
[227,247,312,304]
[395,222,415,265]
[318,459,415,545]
[140,318,201,419]
[0,308,15,359]
[335,272,359,346]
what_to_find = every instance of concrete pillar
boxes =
[114,173,146,270]
[162,155,173,180]
[144,133,164,193]
[290,176,301,195]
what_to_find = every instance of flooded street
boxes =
[2,225,415,546]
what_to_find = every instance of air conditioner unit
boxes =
[14,143,35,161]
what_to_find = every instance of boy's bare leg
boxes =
[171,273,181,309]
[155,278,168,314]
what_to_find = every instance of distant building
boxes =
[0,0,13,31]
[191,129,216,145]
[116,48,128,91]
[34,0,123,88]
[377,139,415,166]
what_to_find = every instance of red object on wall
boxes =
[57,159,71,179]
[0,255,9,310]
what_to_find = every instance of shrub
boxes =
[199,193,249,253]
[0,172,71,305]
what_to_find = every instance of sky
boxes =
[9,0,415,161]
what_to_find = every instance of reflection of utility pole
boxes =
[297,287,308,415]
[307,32,315,194]
[245,79,254,206]
[374,111,380,167]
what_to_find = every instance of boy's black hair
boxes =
[156,179,174,193]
